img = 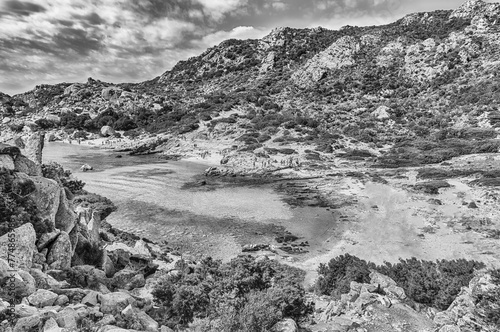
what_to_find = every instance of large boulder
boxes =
[101,126,116,137]
[55,188,76,233]
[99,292,136,314]
[46,232,73,270]
[14,155,40,176]
[27,289,59,307]
[101,87,122,100]
[0,154,15,170]
[13,315,41,332]
[0,223,36,269]
[29,176,61,231]
[272,318,298,332]
[75,206,101,245]
[56,307,78,329]
[29,268,68,290]
[0,268,37,300]
[22,132,45,174]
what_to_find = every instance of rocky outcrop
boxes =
[22,132,44,175]
[0,145,171,331]
[101,125,116,137]
[313,272,435,331]
[292,36,360,88]
[46,231,73,270]
[0,223,37,269]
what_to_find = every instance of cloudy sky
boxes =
[0,0,483,95]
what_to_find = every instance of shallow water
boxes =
[43,142,337,260]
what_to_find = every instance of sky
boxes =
[0,0,486,95]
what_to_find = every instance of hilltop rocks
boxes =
[101,87,122,100]
[0,223,36,269]
[292,36,360,88]
[101,126,116,137]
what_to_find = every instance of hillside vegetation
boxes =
[2,0,500,166]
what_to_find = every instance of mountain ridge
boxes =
[2,0,500,168]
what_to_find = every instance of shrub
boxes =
[316,254,484,310]
[152,256,312,330]
[35,118,56,129]
[0,169,44,237]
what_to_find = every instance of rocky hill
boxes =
[2,0,500,168]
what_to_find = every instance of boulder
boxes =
[120,304,159,332]
[372,105,391,120]
[27,289,59,307]
[0,154,15,170]
[81,291,100,306]
[22,131,45,171]
[29,176,61,230]
[80,164,93,172]
[76,206,102,244]
[14,303,39,317]
[1,267,37,300]
[136,309,159,332]
[70,265,108,288]
[42,317,62,332]
[99,292,136,314]
[101,87,122,100]
[64,84,82,96]
[13,314,40,332]
[125,274,146,290]
[14,155,40,176]
[2,117,11,124]
[272,318,298,332]
[54,294,69,306]
[46,231,73,270]
[385,285,407,301]
[55,188,76,233]
[29,268,68,290]
[56,307,78,329]
[37,229,61,251]
[101,126,116,137]
[112,269,139,289]
[369,271,397,289]
[0,223,36,269]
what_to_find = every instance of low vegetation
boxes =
[315,254,485,311]
[152,255,312,331]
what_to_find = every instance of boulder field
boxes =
[0,136,181,331]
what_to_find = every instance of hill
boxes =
[2,0,500,167]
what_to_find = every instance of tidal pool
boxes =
[43,142,337,261]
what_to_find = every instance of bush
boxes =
[42,162,85,194]
[0,169,45,237]
[316,254,485,310]
[35,118,56,129]
[152,256,312,330]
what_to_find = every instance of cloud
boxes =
[2,0,46,16]
[195,0,249,21]
[201,26,269,48]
